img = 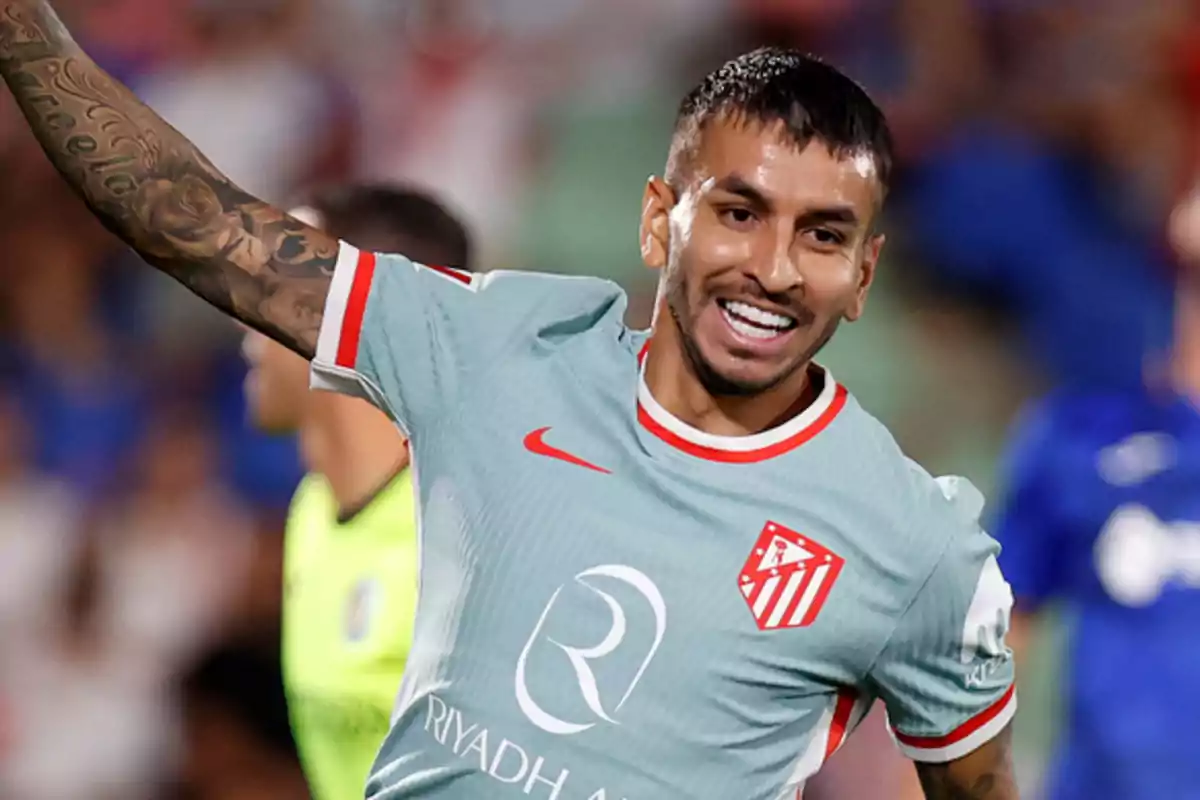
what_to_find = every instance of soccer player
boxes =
[992,190,1200,800]
[241,183,473,800]
[0,4,1019,797]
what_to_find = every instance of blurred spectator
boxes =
[736,0,987,155]
[350,0,726,267]
[93,407,257,673]
[900,0,1184,390]
[131,0,354,366]
[988,188,1200,800]
[0,173,146,497]
[0,407,260,798]
[68,0,199,80]
[180,644,309,800]
[0,392,82,644]
[136,0,352,205]
[354,2,556,264]
[0,569,177,800]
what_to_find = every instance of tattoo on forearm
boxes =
[0,0,336,356]
[914,726,1017,800]
[917,765,1000,800]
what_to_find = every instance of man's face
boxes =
[642,118,885,396]
[241,328,310,434]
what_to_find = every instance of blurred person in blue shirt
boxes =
[902,1,1182,392]
[993,187,1200,799]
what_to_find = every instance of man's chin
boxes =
[691,350,797,398]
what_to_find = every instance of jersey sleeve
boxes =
[868,491,1017,764]
[989,397,1069,608]
[310,241,622,436]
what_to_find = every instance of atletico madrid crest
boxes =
[739,521,844,630]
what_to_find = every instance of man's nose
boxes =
[752,227,803,295]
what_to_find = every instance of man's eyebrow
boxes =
[710,173,772,212]
[797,207,859,227]
[708,175,864,229]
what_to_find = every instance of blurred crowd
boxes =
[0,0,1197,797]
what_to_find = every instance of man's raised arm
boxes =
[0,0,338,358]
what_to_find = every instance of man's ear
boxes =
[640,176,675,271]
[844,233,885,322]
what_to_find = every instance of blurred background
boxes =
[0,0,1195,797]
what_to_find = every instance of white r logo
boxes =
[514,564,667,736]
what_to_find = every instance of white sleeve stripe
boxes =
[895,689,1017,763]
[315,241,363,367]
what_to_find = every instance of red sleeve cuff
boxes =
[893,683,1017,763]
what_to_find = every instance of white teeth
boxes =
[721,306,786,339]
[726,313,779,339]
[720,300,795,331]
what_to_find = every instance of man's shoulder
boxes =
[771,390,996,645]
[475,269,630,343]
[822,390,991,558]
[477,268,622,293]
[820,391,941,507]
[365,251,630,326]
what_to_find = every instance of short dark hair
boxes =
[668,47,894,195]
[301,183,474,271]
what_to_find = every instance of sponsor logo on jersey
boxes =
[959,555,1014,689]
[422,695,628,799]
[410,563,664,799]
[739,522,844,630]
[515,564,666,735]
[344,577,382,644]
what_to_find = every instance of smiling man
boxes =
[0,8,1017,796]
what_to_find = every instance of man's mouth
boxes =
[717,299,798,340]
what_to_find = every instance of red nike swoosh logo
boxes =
[523,427,611,474]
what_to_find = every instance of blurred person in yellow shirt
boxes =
[241,183,472,800]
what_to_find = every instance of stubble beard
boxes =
[664,272,842,399]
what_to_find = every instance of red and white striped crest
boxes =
[739,522,844,630]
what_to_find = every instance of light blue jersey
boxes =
[311,243,1017,800]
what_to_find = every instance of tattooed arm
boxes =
[0,0,337,357]
[914,724,1019,800]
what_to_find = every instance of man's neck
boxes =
[642,327,818,437]
[299,395,408,517]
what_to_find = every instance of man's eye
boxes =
[720,208,757,228]
[808,228,845,246]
